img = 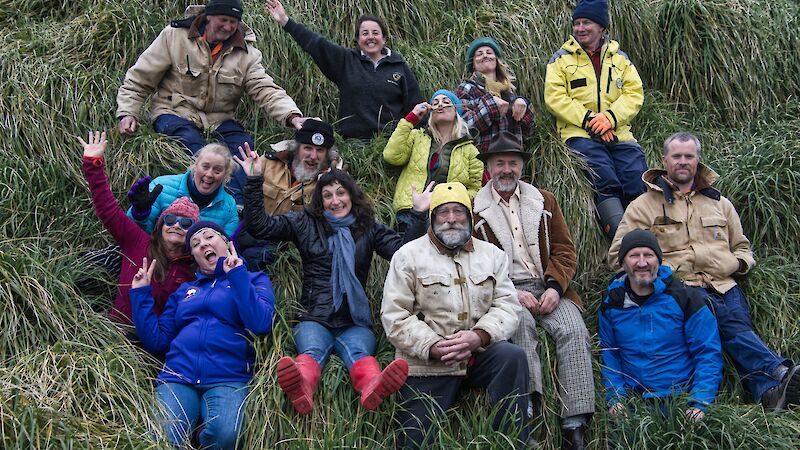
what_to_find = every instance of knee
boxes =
[496,342,528,372]
[200,419,241,450]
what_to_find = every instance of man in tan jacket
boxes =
[609,132,799,411]
[381,182,530,449]
[116,0,305,203]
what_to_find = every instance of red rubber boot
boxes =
[349,356,409,410]
[276,354,321,415]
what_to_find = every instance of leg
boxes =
[337,326,407,409]
[155,382,202,447]
[153,114,207,155]
[292,321,336,369]
[332,325,377,370]
[566,137,623,204]
[396,376,462,450]
[465,341,531,448]
[701,286,787,402]
[608,140,648,207]
[214,120,254,204]
[198,382,249,450]
[509,307,543,396]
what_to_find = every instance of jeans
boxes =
[154,114,253,204]
[155,381,248,450]
[566,137,648,206]
[293,321,376,369]
[699,285,788,402]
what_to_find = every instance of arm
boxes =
[116,27,174,121]
[723,199,755,275]
[383,117,418,166]
[380,250,443,359]
[243,175,297,241]
[227,265,276,335]
[603,61,644,129]
[243,48,303,127]
[598,306,629,406]
[542,194,577,295]
[509,94,535,135]
[283,18,349,84]
[221,199,241,236]
[471,252,522,343]
[460,90,503,133]
[683,301,723,409]
[464,145,483,200]
[544,59,594,128]
[130,285,179,354]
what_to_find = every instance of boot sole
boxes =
[786,365,800,407]
[276,357,313,415]
[361,359,409,411]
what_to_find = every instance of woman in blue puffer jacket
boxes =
[129,220,275,449]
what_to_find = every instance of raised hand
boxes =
[411,181,435,212]
[511,98,528,121]
[234,142,264,177]
[223,243,243,273]
[78,130,107,158]
[265,0,289,26]
[131,257,157,289]
[127,176,163,218]
[411,102,432,119]
[119,116,138,135]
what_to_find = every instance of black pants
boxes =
[396,341,531,449]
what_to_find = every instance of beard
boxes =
[625,266,658,290]
[292,157,322,183]
[492,174,519,193]
[432,220,471,249]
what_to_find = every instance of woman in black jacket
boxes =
[237,144,431,414]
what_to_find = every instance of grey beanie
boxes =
[618,229,663,265]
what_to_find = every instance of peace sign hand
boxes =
[131,257,157,289]
[78,130,107,158]
[223,243,243,273]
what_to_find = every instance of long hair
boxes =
[147,227,189,283]
[428,112,471,144]
[308,169,375,238]
[494,58,517,89]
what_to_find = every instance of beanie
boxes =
[618,229,663,265]
[205,0,243,20]
[156,197,200,229]
[294,119,335,150]
[572,0,609,29]
[429,89,463,116]
[465,37,502,73]
[430,182,472,222]
[185,220,229,252]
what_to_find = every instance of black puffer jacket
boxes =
[244,176,425,328]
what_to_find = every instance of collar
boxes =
[360,47,391,59]
[426,227,474,255]
[490,181,520,205]
[189,14,247,50]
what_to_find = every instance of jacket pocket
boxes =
[650,221,685,254]
[468,273,496,318]
[176,62,203,95]
[216,72,243,103]
[700,215,728,242]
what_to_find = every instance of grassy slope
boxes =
[1,0,799,448]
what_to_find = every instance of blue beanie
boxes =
[185,220,229,252]
[465,37,502,73]
[572,0,609,29]
[429,89,463,116]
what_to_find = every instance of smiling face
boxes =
[622,247,659,295]
[189,228,230,274]
[321,181,352,219]
[205,15,239,44]
[663,139,700,192]
[161,220,188,251]
[487,153,523,193]
[192,152,227,195]
[430,94,457,125]
[572,18,604,51]
[472,45,498,76]
[432,203,471,248]
[357,20,385,59]
[292,143,328,182]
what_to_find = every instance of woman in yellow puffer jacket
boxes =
[383,89,483,230]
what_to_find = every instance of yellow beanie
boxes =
[430,182,472,221]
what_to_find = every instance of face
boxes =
[205,15,240,44]
[292,144,327,182]
[432,203,471,247]
[193,152,227,194]
[472,46,498,75]
[190,228,230,273]
[430,94,456,125]
[622,247,659,291]
[321,181,352,218]
[161,217,191,249]
[357,20,385,57]
[663,139,700,188]
[572,18,604,50]
[487,154,523,193]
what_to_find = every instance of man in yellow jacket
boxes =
[545,0,647,238]
[116,0,306,203]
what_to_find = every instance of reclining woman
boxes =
[129,222,275,449]
[79,131,200,335]
[237,144,431,414]
[383,89,483,231]
[265,0,422,140]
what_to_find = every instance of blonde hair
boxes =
[495,58,517,90]
[428,112,471,144]
[190,143,235,183]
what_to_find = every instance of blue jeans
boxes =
[566,137,648,206]
[293,321,376,369]
[699,286,788,402]
[154,114,253,204]
[155,381,248,449]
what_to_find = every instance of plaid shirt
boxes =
[456,79,535,153]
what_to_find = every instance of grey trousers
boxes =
[510,278,595,418]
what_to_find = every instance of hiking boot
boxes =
[561,424,587,450]
[761,364,800,411]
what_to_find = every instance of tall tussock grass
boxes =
[1,0,799,448]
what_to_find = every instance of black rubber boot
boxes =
[597,197,625,239]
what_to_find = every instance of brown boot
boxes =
[349,356,408,410]
[276,354,321,415]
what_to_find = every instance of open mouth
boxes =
[203,249,218,263]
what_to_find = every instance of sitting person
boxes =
[601,229,722,421]
[126,143,238,236]
[79,131,199,332]
[266,0,422,139]
[382,182,530,449]
[129,221,275,449]
[238,144,432,413]
[383,89,483,230]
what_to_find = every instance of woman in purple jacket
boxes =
[79,131,200,330]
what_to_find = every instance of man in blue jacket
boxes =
[599,229,723,421]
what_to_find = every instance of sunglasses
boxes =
[163,214,195,230]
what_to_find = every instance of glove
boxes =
[587,112,613,135]
[127,176,163,221]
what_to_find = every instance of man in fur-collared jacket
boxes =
[472,131,595,450]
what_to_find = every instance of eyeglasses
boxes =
[163,214,195,230]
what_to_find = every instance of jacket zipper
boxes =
[596,44,609,112]
[606,67,612,94]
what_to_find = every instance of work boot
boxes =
[561,424,587,450]
[276,354,321,415]
[761,364,800,411]
[596,197,625,239]
[349,356,408,410]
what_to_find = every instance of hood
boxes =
[643,162,719,192]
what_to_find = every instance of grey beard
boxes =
[492,176,518,193]
[433,222,471,249]
[292,159,321,183]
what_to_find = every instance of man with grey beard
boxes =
[382,182,531,449]
[472,132,595,450]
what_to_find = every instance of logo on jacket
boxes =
[388,72,402,86]
[183,288,198,301]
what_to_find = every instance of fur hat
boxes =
[205,0,243,20]
[618,229,663,265]
[572,0,609,29]
[156,197,200,230]
[465,37,502,73]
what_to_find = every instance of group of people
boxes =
[75,0,799,448]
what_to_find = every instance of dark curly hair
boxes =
[354,15,388,42]
[308,169,375,238]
